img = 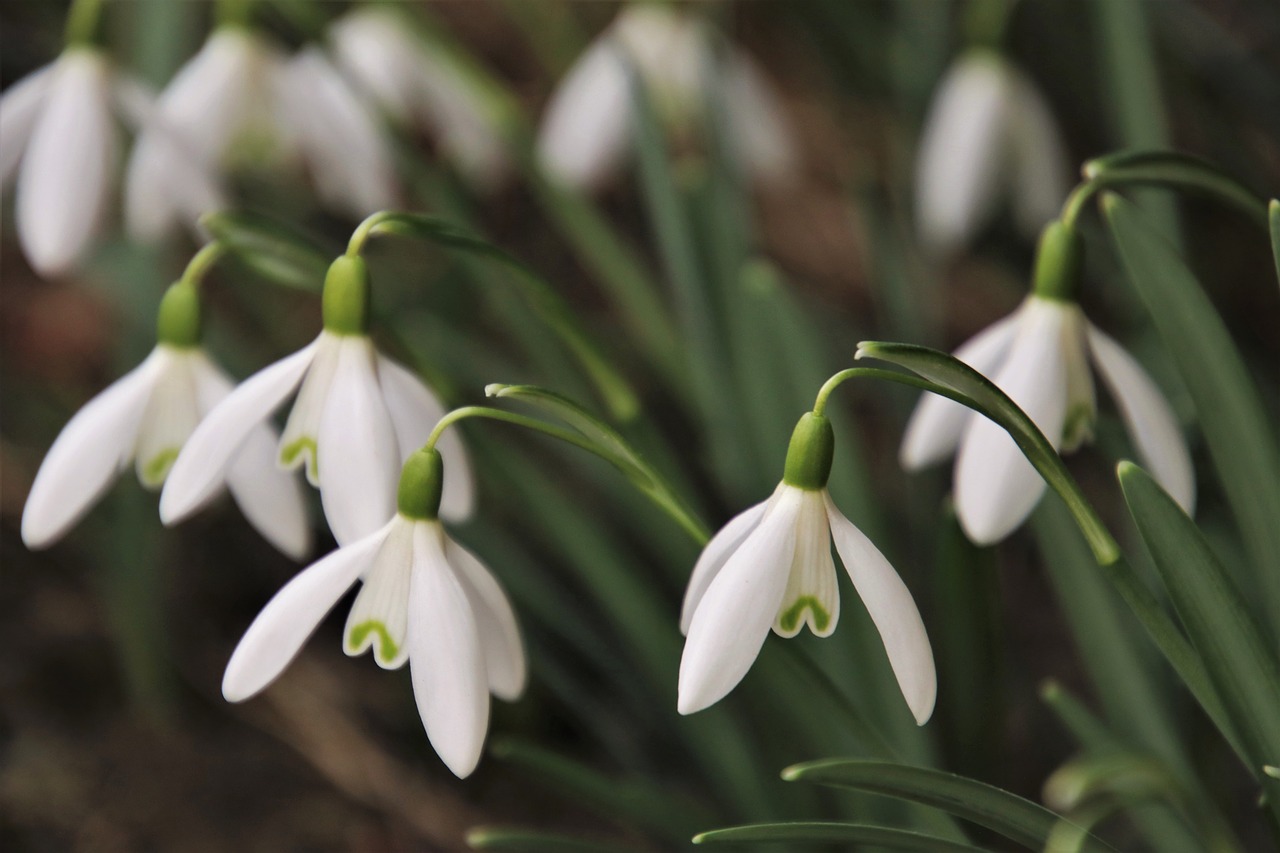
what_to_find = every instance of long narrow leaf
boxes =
[693,821,984,851]
[466,827,635,853]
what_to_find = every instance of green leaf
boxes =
[1104,194,1280,625]
[1270,199,1280,287]
[199,211,331,291]
[782,759,1117,851]
[693,821,985,851]
[484,384,709,544]
[1118,462,1280,792]
[363,213,639,421]
[466,827,633,853]
[1077,151,1267,229]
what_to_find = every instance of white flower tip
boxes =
[20,511,60,551]
[955,499,1021,546]
[436,730,485,779]
[220,667,260,704]
[676,687,714,716]
[908,680,937,726]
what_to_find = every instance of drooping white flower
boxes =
[329,7,508,191]
[536,5,797,190]
[21,283,309,557]
[678,414,936,724]
[915,51,1069,254]
[160,256,473,546]
[221,448,524,778]
[899,295,1195,545]
[124,27,396,233]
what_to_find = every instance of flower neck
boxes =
[156,281,202,348]
[782,413,834,491]
[1030,220,1084,303]
[397,448,443,521]
[322,255,372,336]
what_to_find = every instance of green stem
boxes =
[215,0,254,27]
[64,0,105,46]
[346,210,399,257]
[179,241,226,288]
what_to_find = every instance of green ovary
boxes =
[141,448,180,487]
[347,620,400,664]
[778,596,832,634]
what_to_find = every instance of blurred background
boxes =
[2,1,1279,850]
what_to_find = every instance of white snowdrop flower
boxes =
[899,226,1195,544]
[160,256,474,547]
[537,4,797,190]
[678,413,936,724]
[221,447,524,778]
[329,7,508,191]
[915,50,1069,254]
[21,280,309,558]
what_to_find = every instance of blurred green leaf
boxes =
[693,820,984,850]
[1270,200,1280,287]
[1079,151,1267,229]
[466,827,633,853]
[200,210,331,292]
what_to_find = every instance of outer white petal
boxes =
[0,63,54,185]
[16,51,117,276]
[21,350,166,549]
[1006,72,1069,238]
[408,523,490,778]
[536,37,632,189]
[377,355,474,522]
[680,497,770,635]
[445,536,526,700]
[825,493,936,725]
[316,339,400,545]
[343,518,415,669]
[280,49,398,217]
[678,487,803,715]
[1086,324,1196,514]
[899,310,1022,470]
[329,8,420,122]
[160,340,317,525]
[191,353,311,560]
[954,300,1070,544]
[915,53,1012,254]
[416,56,509,191]
[723,50,798,185]
[222,521,392,702]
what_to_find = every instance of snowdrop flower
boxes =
[125,27,396,232]
[221,447,524,778]
[915,50,1069,254]
[537,4,797,190]
[900,223,1195,544]
[679,412,936,724]
[330,7,508,191]
[21,279,309,557]
[161,255,473,547]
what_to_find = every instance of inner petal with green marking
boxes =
[773,489,841,638]
[278,336,340,487]
[135,353,200,490]
[343,520,415,669]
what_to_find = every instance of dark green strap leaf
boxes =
[1078,150,1266,228]
[693,821,985,851]
[466,827,635,853]
[1270,199,1280,288]
[199,210,331,291]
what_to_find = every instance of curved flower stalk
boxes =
[915,50,1069,254]
[679,413,936,724]
[536,4,797,190]
[222,447,524,778]
[901,224,1195,545]
[125,26,397,232]
[329,7,508,191]
[21,275,309,558]
[161,255,474,546]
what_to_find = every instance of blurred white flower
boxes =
[900,296,1195,544]
[537,5,798,190]
[330,8,508,191]
[125,27,397,230]
[21,341,309,558]
[679,415,935,723]
[915,51,1069,254]
[221,450,524,779]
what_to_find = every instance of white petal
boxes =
[408,523,490,778]
[191,354,311,560]
[723,50,797,185]
[16,51,117,276]
[343,518,414,669]
[445,537,526,700]
[329,8,420,122]
[825,493,936,725]
[680,497,770,634]
[21,350,166,549]
[899,310,1022,470]
[316,338,399,545]
[1086,325,1196,514]
[160,340,317,526]
[1006,72,1069,238]
[954,299,1071,544]
[774,490,839,638]
[536,37,632,189]
[222,521,391,702]
[280,49,398,217]
[915,53,1012,254]
[677,487,803,715]
[376,355,474,522]
[418,61,509,191]
[133,350,200,489]
[0,63,54,186]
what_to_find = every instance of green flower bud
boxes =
[782,412,835,491]
[1031,220,1084,303]
[322,255,371,335]
[155,281,202,348]
[397,447,443,521]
